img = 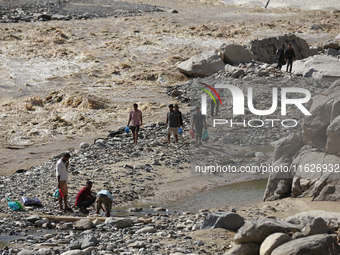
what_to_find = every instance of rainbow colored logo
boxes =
[198,82,222,106]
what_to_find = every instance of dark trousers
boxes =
[211,100,219,116]
[286,59,293,73]
[77,199,94,209]
[277,58,284,70]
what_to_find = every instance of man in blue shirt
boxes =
[95,190,113,217]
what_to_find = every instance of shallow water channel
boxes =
[0,178,268,249]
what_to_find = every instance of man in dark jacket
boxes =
[285,43,296,73]
[276,43,285,70]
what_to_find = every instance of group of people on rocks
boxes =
[276,42,296,73]
[56,153,113,216]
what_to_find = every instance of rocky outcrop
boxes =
[228,211,340,255]
[201,212,245,231]
[264,79,340,202]
[177,50,225,77]
[293,55,340,80]
[219,44,252,64]
[247,34,313,64]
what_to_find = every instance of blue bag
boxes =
[6,198,20,211]
[178,127,183,134]
[53,189,60,198]
[125,127,130,134]
[202,129,209,141]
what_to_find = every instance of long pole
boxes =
[265,0,270,8]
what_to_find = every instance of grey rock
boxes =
[271,234,340,255]
[69,240,82,250]
[323,39,339,50]
[80,142,90,149]
[234,219,300,244]
[26,215,41,223]
[36,248,52,255]
[18,250,35,255]
[231,69,245,78]
[325,48,340,56]
[136,226,156,234]
[260,233,291,255]
[224,243,260,255]
[301,217,329,236]
[81,235,99,249]
[105,218,133,228]
[60,251,85,255]
[219,43,252,64]
[201,212,245,231]
[177,50,225,77]
[74,219,92,230]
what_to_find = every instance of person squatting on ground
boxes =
[56,153,71,211]
[285,43,296,73]
[166,104,181,143]
[74,181,96,214]
[276,43,285,70]
[127,103,142,145]
[192,106,207,146]
[96,190,113,217]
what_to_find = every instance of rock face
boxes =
[234,219,300,244]
[293,55,340,80]
[177,50,225,77]
[247,34,313,64]
[219,44,252,64]
[264,79,340,202]
[271,234,340,255]
[201,212,245,231]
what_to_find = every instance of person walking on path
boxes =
[95,190,113,217]
[166,104,181,143]
[174,104,183,128]
[276,43,285,70]
[127,103,142,145]
[192,106,207,146]
[285,43,296,73]
[75,181,96,214]
[56,153,71,211]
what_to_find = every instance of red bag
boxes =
[189,129,195,139]
[59,189,65,198]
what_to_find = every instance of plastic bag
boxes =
[59,188,65,198]
[20,197,42,206]
[6,198,20,211]
[53,189,60,198]
[202,129,209,141]
[15,200,23,210]
[178,127,183,134]
[125,127,130,134]
[189,129,195,139]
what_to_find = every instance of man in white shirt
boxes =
[56,153,71,211]
[95,190,113,217]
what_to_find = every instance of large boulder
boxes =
[234,219,300,244]
[201,212,245,231]
[271,234,340,255]
[219,44,252,64]
[285,210,340,229]
[260,233,291,255]
[224,243,260,255]
[301,217,329,236]
[323,39,339,50]
[293,55,340,80]
[177,50,225,77]
[247,34,312,64]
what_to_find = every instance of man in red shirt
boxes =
[75,181,96,214]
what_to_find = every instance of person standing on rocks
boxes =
[174,104,183,128]
[211,86,220,117]
[276,43,286,70]
[285,43,296,73]
[166,104,181,143]
[56,153,71,211]
[95,190,113,217]
[127,103,142,145]
[74,181,96,214]
[192,106,207,146]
